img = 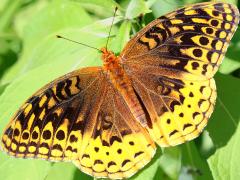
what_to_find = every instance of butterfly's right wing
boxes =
[121,2,239,147]
[1,67,155,179]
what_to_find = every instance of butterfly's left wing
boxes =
[1,67,156,179]
[121,2,239,147]
[1,67,104,160]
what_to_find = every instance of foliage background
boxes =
[0,0,239,179]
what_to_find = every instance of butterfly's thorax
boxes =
[101,48,147,127]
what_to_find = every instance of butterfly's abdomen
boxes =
[104,54,148,127]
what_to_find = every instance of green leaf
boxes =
[111,20,131,53]
[225,28,240,65]
[208,121,240,179]
[14,0,49,38]
[0,38,19,79]
[219,57,240,74]
[45,163,92,180]
[22,1,92,48]
[151,0,182,17]
[224,0,238,5]
[145,0,158,8]
[76,0,120,18]
[125,0,151,19]
[0,0,9,13]
[159,147,181,179]
[1,1,93,84]
[0,83,8,96]
[0,153,52,180]
[0,0,22,32]
[181,142,213,180]
[207,74,240,148]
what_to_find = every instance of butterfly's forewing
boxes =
[121,2,239,146]
[1,67,155,179]
[1,67,104,161]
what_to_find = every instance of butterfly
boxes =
[1,2,239,179]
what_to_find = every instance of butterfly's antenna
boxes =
[106,7,118,50]
[56,35,103,53]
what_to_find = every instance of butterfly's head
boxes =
[101,47,118,69]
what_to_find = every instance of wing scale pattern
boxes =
[1,2,239,179]
[122,2,239,146]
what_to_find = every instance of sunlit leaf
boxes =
[207,74,240,147]
[208,122,240,179]
[125,0,151,19]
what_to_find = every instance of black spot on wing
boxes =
[110,136,122,145]
[56,81,66,100]
[183,123,193,130]
[108,161,117,168]
[134,151,144,158]
[122,159,131,167]
[169,129,178,137]
[94,160,104,165]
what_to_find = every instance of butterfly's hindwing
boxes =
[74,84,155,179]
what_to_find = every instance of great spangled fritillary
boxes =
[1,2,239,179]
